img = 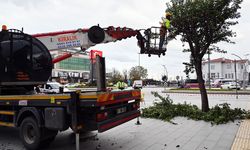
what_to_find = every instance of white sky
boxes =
[1,0,250,80]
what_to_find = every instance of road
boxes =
[142,87,250,110]
[0,87,249,150]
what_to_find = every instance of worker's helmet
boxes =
[165,12,172,17]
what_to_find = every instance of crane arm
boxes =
[32,25,166,63]
[32,26,138,51]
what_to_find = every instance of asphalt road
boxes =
[142,87,250,110]
[0,87,248,150]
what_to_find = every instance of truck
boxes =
[0,25,166,150]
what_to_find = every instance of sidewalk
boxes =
[0,117,246,150]
[44,117,240,150]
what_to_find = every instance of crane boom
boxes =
[32,25,166,63]
[32,26,138,51]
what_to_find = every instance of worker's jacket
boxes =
[165,19,171,29]
[117,81,126,89]
[160,18,171,36]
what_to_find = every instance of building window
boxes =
[225,74,227,78]
[211,65,215,70]
[232,73,234,79]
[227,64,231,69]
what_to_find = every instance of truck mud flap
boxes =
[97,110,140,133]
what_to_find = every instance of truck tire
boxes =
[20,117,42,150]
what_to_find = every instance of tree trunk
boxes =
[195,60,209,112]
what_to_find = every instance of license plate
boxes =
[117,107,127,114]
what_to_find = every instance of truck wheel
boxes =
[20,117,41,150]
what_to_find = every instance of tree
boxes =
[183,55,195,79]
[129,66,148,81]
[109,68,123,84]
[166,0,243,112]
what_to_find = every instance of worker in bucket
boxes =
[159,12,172,50]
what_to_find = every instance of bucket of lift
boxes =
[137,27,167,57]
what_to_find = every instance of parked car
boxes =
[220,82,240,90]
[212,79,234,88]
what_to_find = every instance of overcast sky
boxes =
[1,0,250,80]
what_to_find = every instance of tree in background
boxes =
[166,0,243,112]
[129,66,148,81]
[109,68,123,84]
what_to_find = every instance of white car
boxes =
[40,82,69,93]
[220,82,240,90]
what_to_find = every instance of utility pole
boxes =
[208,49,211,89]
[244,53,250,85]
[234,59,238,99]
[232,53,247,90]
[138,53,140,66]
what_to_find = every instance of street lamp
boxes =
[244,53,250,85]
[162,65,168,88]
[231,53,247,90]
[138,53,141,67]
[162,65,168,78]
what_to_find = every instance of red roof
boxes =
[203,58,248,64]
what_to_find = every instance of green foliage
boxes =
[165,0,243,112]
[183,55,195,78]
[167,0,243,51]
[142,92,249,125]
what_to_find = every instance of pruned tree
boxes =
[166,0,243,112]
[129,66,148,81]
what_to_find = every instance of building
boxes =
[51,51,91,83]
[202,58,250,84]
